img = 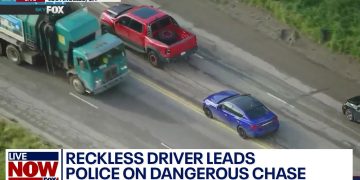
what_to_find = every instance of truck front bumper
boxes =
[162,46,198,63]
[91,71,129,94]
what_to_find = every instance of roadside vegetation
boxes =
[243,0,360,58]
[0,119,53,179]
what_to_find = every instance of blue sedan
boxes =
[202,90,279,138]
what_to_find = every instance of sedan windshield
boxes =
[245,105,270,120]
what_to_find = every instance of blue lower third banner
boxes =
[6,149,353,180]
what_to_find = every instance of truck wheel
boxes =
[0,42,4,56]
[6,45,23,65]
[70,76,86,95]
[148,50,163,68]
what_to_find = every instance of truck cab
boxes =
[55,9,128,94]
[71,34,128,94]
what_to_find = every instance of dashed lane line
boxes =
[69,92,99,109]
[161,142,172,149]
[194,53,204,59]
[267,92,295,109]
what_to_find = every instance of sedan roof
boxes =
[228,95,263,112]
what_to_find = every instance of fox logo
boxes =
[46,6,64,14]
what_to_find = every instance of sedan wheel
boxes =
[345,109,354,121]
[203,106,213,119]
[237,126,248,139]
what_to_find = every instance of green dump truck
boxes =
[0,6,128,94]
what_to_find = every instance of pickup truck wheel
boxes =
[148,51,163,68]
[6,45,23,65]
[70,76,86,95]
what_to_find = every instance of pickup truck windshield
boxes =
[150,15,177,32]
[89,47,123,70]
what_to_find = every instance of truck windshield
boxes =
[151,15,177,32]
[88,47,123,70]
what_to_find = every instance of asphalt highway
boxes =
[0,57,260,149]
[0,0,359,174]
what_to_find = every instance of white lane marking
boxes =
[267,92,287,104]
[289,104,295,109]
[161,142,172,149]
[267,92,295,108]
[69,92,99,109]
[194,53,204,59]
[99,2,110,8]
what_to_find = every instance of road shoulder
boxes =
[151,0,360,102]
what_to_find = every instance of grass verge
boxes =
[0,118,53,179]
[242,0,360,58]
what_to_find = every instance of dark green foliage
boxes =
[0,120,53,179]
[244,0,360,58]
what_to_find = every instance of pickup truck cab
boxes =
[100,4,198,68]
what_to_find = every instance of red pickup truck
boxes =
[100,4,198,68]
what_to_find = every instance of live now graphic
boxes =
[6,150,61,180]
